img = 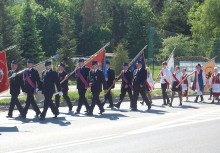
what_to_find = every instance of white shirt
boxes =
[171,72,182,83]
[160,67,171,84]
[147,72,154,87]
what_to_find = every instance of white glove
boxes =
[11,73,16,78]
[59,91,63,96]
[35,88,39,93]
[22,92,27,96]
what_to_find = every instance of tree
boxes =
[20,0,43,61]
[0,0,21,66]
[126,0,155,58]
[111,42,129,75]
[157,34,196,62]
[57,11,77,72]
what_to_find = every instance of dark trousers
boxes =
[55,90,72,110]
[104,89,113,107]
[41,94,59,118]
[132,86,150,109]
[8,94,24,116]
[161,83,170,104]
[118,86,133,107]
[76,88,90,113]
[23,93,41,115]
[89,91,104,113]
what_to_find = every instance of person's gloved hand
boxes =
[11,73,16,78]
[59,91,63,96]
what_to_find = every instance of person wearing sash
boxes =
[55,63,73,112]
[141,67,154,105]
[181,68,190,101]
[7,60,24,118]
[132,60,151,111]
[160,61,170,105]
[22,59,41,118]
[190,64,206,102]
[102,60,115,109]
[169,66,182,107]
[87,61,106,116]
[75,59,90,114]
[40,61,62,120]
[209,67,220,104]
[113,63,133,109]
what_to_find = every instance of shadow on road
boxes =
[0,126,19,132]
[94,113,128,120]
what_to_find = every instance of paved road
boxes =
[1,95,220,153]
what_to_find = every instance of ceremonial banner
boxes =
[167,50,175,73]
[128,50,146,72]
[202,58,215,92]
[103,57,108,79]
[0,51,9,94]
[85,49,105,69]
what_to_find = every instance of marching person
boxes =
[141,67,154,105]
[87,61,106,116]
[190,64,206,102]
[113,62,133,109]
[55,63,72,112]
[169,66,182,107]
[209,67,220,103]
[40,61,62,120]
[132,61,151,111]
[75,59,90,114]
[181,68,190,101]
[7,60,24,118]
[102,60,115,109]
[160,61,171,105]
[22,59,41,118]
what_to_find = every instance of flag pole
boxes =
[0,45,17,53]
[60,42,110,84]
[105,45,148,94]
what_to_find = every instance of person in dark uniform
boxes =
[113,62,133,109]
[40,61,62,120]
[55,63,73,112]
[75,59,90,114]
[132,61,151,111]
[102,60,115,109]
[7,60,24,118]
[87,61,106,116]
[22,59,41,118]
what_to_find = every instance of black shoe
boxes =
[211,100,214,104]
[99,109,105,114]
[169,103,172,107]
[131,108,138,111]
[53,112,59,118]
[113,103,120,109]
[179,103,182,106]
[6,115,13,118]
[39,116,45,120]
[87,112,93,116]
[75,111,80,114]
[162,103,167,106]
[148,105,151,110]
[140,101,144,105]
[69,106,73,112]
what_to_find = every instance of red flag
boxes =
[0,51,9,93]
[85,49,105,69]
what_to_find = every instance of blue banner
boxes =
[128,51,145,72]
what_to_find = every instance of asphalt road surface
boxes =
[1,95,220,153]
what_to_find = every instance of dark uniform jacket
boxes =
[76,66,90,90]
[117,70,133,88]
[133,68,147,89]
[106,68,115,89]
[89,69,106,93]
[58,71,69,91]
[23,68,42,94]
[8,69,24,95]
[41,69,61,95]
